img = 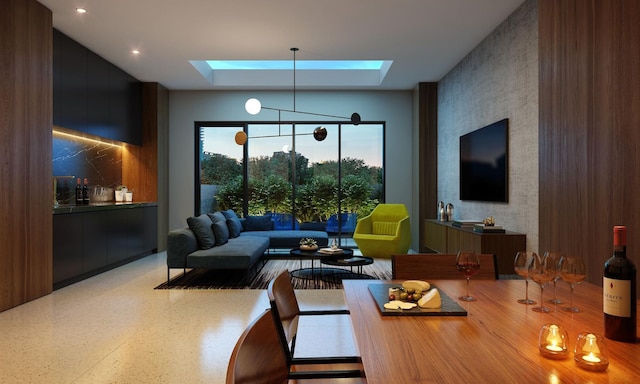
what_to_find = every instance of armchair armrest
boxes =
[354,215,372,235]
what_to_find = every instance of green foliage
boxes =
[215,175,244,214]
[211,149,382,223]
[200,153,242,185]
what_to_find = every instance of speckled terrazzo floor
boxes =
[0,252,359,384]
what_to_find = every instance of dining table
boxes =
[342,279,639,383]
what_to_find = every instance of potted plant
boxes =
[299,238,318,251]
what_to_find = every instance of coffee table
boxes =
[289,248,354,287]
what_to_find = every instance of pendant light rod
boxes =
[291,47,298,112]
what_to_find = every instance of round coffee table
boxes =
[320,255,375,285]
[289,248,354,287]
[320,255,374,274]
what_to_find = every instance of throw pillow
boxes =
[244,215,273,231]
[186,214,216,249]
[222,209,243,238]
[208,211,230,245]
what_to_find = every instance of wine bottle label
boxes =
[603,277,631,317]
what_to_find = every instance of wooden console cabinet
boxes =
[423,219,526,276]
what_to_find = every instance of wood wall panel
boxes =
[122,83,160,202]
[539,0,640,294]
[0,0,53,312]
[418,83,438,252]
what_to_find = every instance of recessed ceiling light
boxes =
[76,8,87,14]
[131,50,140,55]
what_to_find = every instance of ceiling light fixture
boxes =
[239,48,361,145]
[76,8,87,14]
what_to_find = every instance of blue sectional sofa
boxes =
[166,210,328,284]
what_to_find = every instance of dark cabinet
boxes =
[86,51,111,139]
[53,29,87,133]
[83,210,109,272]
[53,214,83,283]
[53,205,158,288]
[53,29,142,145]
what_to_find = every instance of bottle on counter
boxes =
[75,178,82,205]
[603,225,637,343]
[82,178,90,205]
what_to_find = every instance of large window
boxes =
[195,121,384,242]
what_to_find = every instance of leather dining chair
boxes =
[267,270,363,368]
[226,309,366,384]
[392,253,498,280]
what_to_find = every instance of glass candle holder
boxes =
[574,333,609,372]
[538,324,570,359]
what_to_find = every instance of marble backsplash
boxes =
[53,131,122,205]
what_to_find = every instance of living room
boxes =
[2,0,640,381]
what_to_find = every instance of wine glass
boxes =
[456,251,480,301]
[544,251,564,304]
[559,255,586,312]
[528,253,557,312]
[514,251,537,304]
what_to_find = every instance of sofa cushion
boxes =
[187,236,270,270]
[373,221,398,236]
[222,209,243,238]
[244,215,273,231]
[186,214,216,249]
[239,230,329,248]
[208,212,230,246]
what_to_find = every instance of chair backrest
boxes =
[226,309,289,384]
[370,204,409,222]
[392,253,498,280]
[267,270,301,358]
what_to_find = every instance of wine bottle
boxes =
[82,178,90,205]
[75,178,82,205]
[603,225,637,343]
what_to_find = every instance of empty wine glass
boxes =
[544,251,564,304]
[456,251,480,301]
[528,253,557,313]
[559,255,586,312]
[514,251,537,304]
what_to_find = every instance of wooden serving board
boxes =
[368,283,467,316]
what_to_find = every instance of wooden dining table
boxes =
[342,279,639,383]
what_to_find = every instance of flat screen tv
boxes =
[459,119,508,202]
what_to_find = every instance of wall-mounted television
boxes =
[459,119,508,202]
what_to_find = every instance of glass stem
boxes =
[525,279,529,301]
[466,278,470,298]
[569,285,574,309]
[540,285,544,306]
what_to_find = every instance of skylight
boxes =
[190,60,393,88]
[205,60,386,70]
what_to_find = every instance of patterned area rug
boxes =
[155,257,392,290]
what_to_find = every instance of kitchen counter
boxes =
[53,202,158,289]
[53,201,157,214]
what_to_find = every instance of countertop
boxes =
[53,201,157,214]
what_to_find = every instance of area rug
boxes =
[155,257,392,290]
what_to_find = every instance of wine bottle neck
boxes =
[613,245,626,257]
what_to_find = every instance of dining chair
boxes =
[391,253,498,280]
[226,309,366,384]
[267,270,363,367]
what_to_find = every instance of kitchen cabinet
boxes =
[53,29,142,145]
[424,219,526,276]
[53,204,157,289]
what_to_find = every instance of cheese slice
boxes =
[418,288,442,308]
[384,300,417,310]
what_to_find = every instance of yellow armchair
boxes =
[353,204,411,259]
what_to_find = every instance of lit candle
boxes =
[546,345,563,352]
[582,353,601,363]
[544,325,565,352]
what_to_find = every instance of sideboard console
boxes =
[423,219,526,276]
